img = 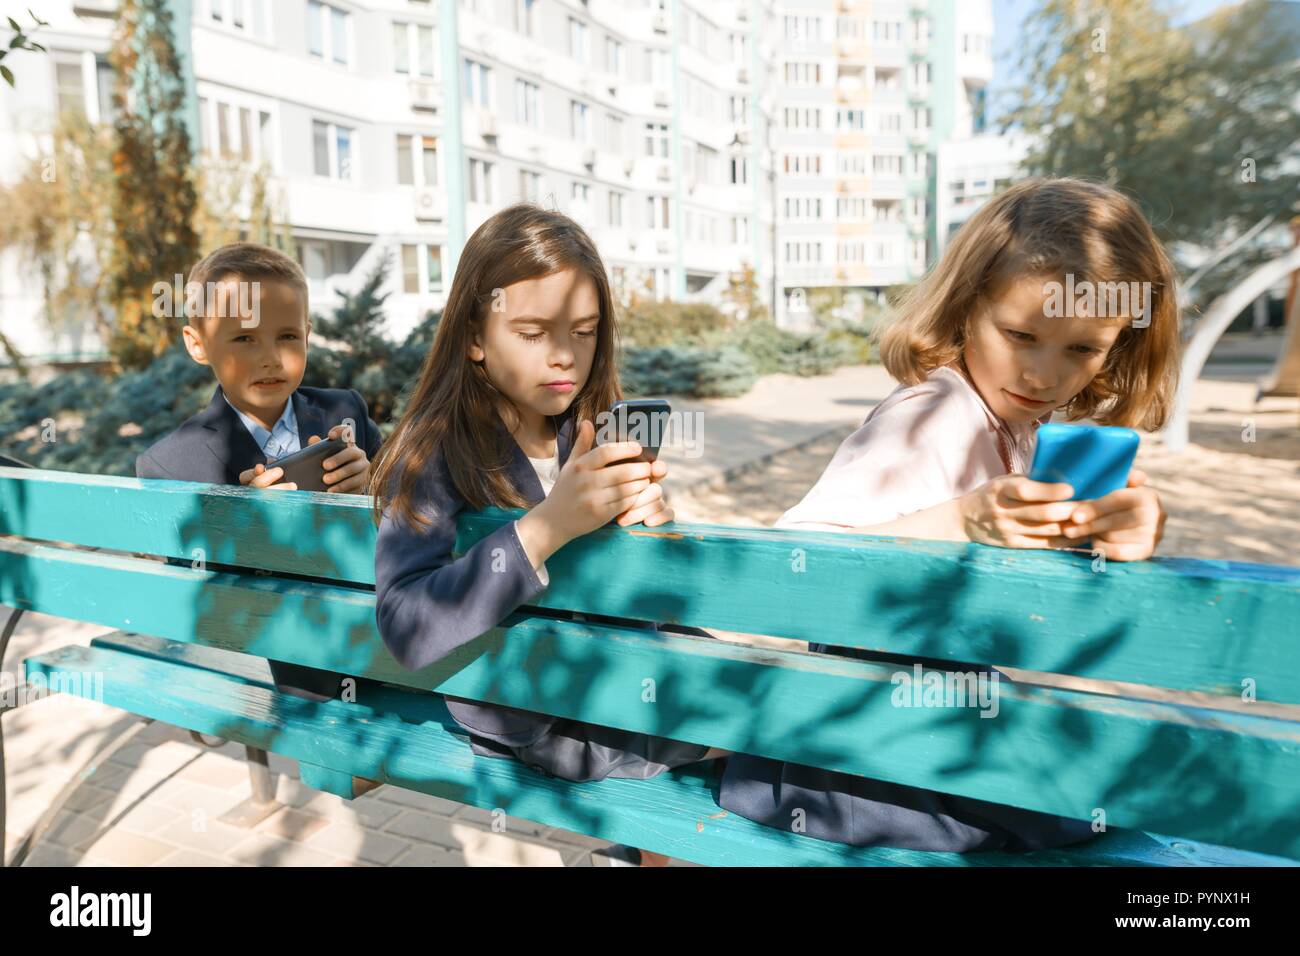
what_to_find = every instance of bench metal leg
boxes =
[217,746,282,828]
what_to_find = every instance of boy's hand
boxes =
[310,424,370,494]
[615,457,674,527]
[1060,468,1166,561]
[239,463,298,491]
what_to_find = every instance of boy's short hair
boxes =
[186,242,309,324]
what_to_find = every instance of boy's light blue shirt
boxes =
[222,393,300,460]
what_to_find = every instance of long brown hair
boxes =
[878,177,1180,430]
[370,203,622,530]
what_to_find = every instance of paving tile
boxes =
[390,843,462,867]
[78,829,176,866]
[304,822,410,865]
[379,809,462,849]
[254,807,332,843]
[154,848,236,867]
[375,787,463,815]
[228,833,338,867]
[152,816,255,857]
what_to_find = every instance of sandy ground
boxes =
[674,382,1300,569]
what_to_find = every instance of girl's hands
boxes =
[1059,468,1166,561]
[614,457,675,527]
[516,420,654,567]
[958,474,1079,550]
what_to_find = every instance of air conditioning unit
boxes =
[582,146,597,169]
[479,112,498,139]
[737,67,749,84]
[686,175,697,195]
[656,239,671,255]
[627,236,638,251]
[607,84,618,98]
[653,88,670,109]
[652,13,669,33]
[736,3,749,22]
[409,80,441,112]
[656,162,671,182]
[414,187,443,222]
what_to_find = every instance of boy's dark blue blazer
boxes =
[137,383,382,485]
[136,383,382,700]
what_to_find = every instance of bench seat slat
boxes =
[26,642,1295,868]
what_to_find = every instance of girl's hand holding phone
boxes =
[516,420,654,567]
[957,474,1080,550]
[1059,468,1166,561]
[614,456,675,528]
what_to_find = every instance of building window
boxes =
[873,153,903,175]
[312,119,354,180]
[644,121,668,158]
[463,58,492,108]
[307,1,350,66]
[402,244,420,293]
[427,245,443,291]
[392,22,435,77]
[54,58,86,117]
[646,194,670,229]
[520,169,542,202]
[605,113,624,152]
[397,134,438,187]
[872,20,901,45]
[468,157,494,203]
[515,79,540,127]
[608,190,624,227]
[605,36,623,76]
[570,100,590,141]
[730,155,747,185]
[513,0,536,36]
[569,17,588,65]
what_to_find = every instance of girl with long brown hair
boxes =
[371,203,721,865]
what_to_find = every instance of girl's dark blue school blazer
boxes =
[373,411,577,747]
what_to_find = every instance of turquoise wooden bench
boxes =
[1,466,1298,867]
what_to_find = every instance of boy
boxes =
[137,242,382,706]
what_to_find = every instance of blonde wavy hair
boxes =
[877,177,1180,430]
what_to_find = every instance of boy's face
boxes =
[467,268,600,426]
[182,276,310,425]
[963,275,1126,425]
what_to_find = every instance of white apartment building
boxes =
[0,0,992,362]
[772,0,993,328]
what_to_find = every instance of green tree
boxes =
[107,0,199,369]
[0,114,117,369]
[1002,0,1299,253]
[1,9,49,88]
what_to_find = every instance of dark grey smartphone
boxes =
[267,438,348,492]
[596,399,671,463]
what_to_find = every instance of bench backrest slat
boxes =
[5,470,1296,704]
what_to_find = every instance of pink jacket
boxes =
[776,365,1048,532]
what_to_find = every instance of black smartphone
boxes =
[596,399,671,463]
[266,438,348,492]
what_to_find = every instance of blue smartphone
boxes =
[1029,424,1139,501]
